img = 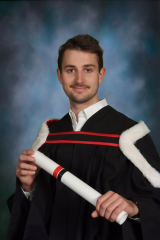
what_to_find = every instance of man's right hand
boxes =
[16,150,41,192]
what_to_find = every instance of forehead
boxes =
[62,50,98,67]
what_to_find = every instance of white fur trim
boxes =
[119,121,160,188]
[31,119,53,151]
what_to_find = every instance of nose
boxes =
[75,70,84,83]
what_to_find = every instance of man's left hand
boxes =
[91,191,139,222]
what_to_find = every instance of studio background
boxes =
[0,1,160,238]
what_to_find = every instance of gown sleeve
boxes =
[122,134,160,240]
[6,180,31,240]
[6,143,49,240]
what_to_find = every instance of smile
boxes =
[72,87,88,92]
[70,84,90,92]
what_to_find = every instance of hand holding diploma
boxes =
[31,151,139,225]
[16,150,40,192]
[91,191,139,223]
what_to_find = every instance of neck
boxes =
[70,95,100,122]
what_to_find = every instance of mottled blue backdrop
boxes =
[1,1,160,238]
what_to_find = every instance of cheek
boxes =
[84,73,96,81]
[61,79,73,89]
[90,76,100,86]
[62,74,75,83]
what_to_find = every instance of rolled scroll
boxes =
[32,151,128,225]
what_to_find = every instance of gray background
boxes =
[1,1,160,239]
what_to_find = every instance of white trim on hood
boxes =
[119,121,160,188]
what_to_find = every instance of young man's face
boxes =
[57,50,105,106]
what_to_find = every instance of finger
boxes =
[22,162,39,168]
[96,191,117,216]
[104,197,124,221]
[19,162,37,171]
[97,192,124,218]
[23,162,38,167]
[23,150,34,155]
[19,169,36,176]
[96,191,114,212]
[91,210,100,218]
[100,193,122,216]
[19,155,35,163]
[109,203,127,222]
[104,198,123,219]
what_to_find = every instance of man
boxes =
[7,35,160,240]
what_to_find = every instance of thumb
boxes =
[91,210,100,218]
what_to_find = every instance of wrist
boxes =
[21,181,36,192]
[129,198,139,218]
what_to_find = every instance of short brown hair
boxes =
[58,34,103,72]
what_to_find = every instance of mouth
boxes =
[70,85,90,92]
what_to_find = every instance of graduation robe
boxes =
[7,106,160,240]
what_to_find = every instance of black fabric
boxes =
[7,183,31,240]
[47,131,120,145]
[6,105,160,240]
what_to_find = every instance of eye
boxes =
[67,69,75,73]
[85,68,92,73]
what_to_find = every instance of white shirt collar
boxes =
[69,99,108,131]
[83,99,108,120]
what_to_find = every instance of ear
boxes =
[98,67,105,84]
[57,68,62,84]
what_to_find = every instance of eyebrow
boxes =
[64,65,75,69]
[84,64,96,68]
[64,64,96,69]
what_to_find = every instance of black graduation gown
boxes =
[7,106,160,240]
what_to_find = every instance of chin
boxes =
[69,94,96,104]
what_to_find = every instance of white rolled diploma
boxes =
[32,150,128,225]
